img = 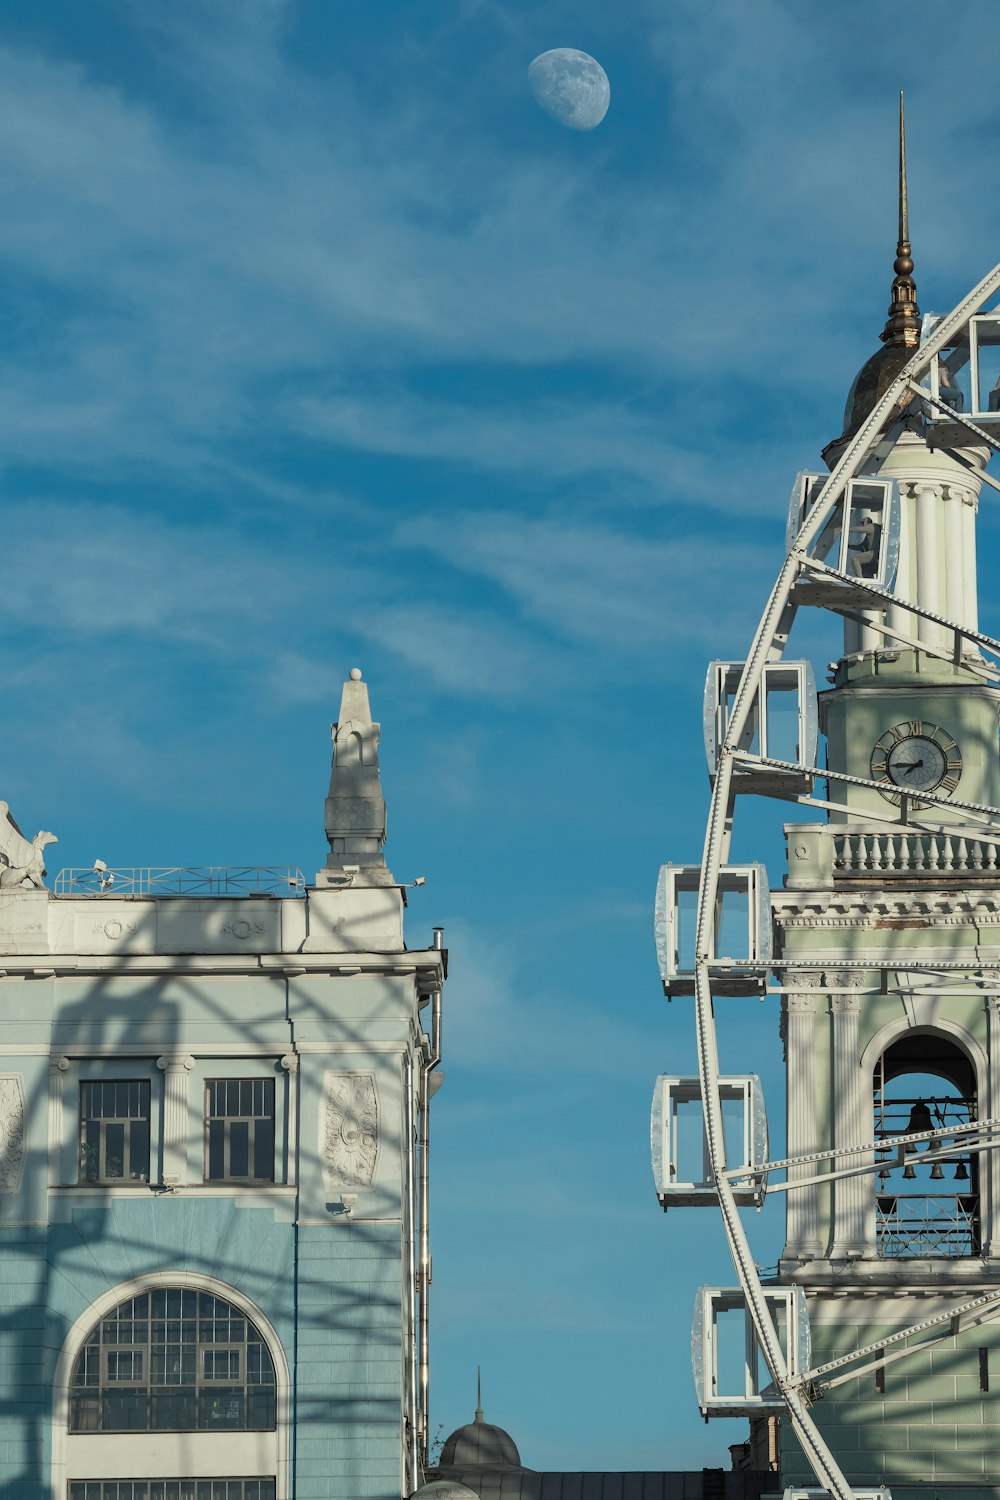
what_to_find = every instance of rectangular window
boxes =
[205,1080,275,1183]
[79,1081,151,1184]
[68,1484,277,1500]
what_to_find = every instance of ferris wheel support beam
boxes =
[690,258,1000,1500]
[798,553,1000,662]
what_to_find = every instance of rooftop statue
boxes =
[0,801,57,890]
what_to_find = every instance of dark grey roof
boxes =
[439,1414,522,1470]
[431,1471,773,1500]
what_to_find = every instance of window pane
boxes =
[130,1119,150,1182]
[229,1122,250,1179]
[104,1123,126,1180]
[207,1119,224,1180]
[150,1389,197,1429]
[253,1119,274,1182]
[199,1388,244,1428]
[102,1391,147,1430]
[81,1121,100,1183]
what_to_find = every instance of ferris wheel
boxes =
[651,229,1000,1499]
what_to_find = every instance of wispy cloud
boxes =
[396,508,772,651]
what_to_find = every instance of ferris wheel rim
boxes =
[686,257,1000,1500]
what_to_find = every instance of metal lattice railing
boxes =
[876,1193,978,1257]
[53,866,306,897]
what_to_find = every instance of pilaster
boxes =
[48,1054,68,1186]
[281,1053,299,1187]
[830,980,872,1257]
[914,480,946,652]
[157,1054,195,1184]
[782,980,824,1260]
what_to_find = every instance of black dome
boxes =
[439,1410,521,1470]
[823,340,916,464]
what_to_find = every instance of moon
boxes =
[528,49,611,132]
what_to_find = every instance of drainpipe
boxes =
[418,926,444,1471]
[404,1049,419,1496]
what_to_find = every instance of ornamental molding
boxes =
[92,918,139,940]
[778,911,997,931]
[784,970,826,989]
[221,918,266,940]
[156,1055,195,1073]
[0,1074,25,1192]
[830,993,861,1013]
[321,1071,379,1192]
[826,969,866,989]
[775,898,1000,920]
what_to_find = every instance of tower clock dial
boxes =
[869,721,963,807]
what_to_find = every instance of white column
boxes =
[985,998,1000,1258]
[858,609,881,656]
[281,1053,299,1187]
[963,488,980,638]
[887,481,916,645]
[943,483,968,634]
[157,1054,195,1185]
[914,480,946,652]
[48,1055,69,1186]
[783,990,823,1261]
[843,614,861,658]
[830,987,872,1257]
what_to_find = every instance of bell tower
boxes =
[651,95,1000,1500]
[774,98,1000,1495]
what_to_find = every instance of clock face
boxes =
[870,721,962,807]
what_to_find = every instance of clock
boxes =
[870,721,963,807]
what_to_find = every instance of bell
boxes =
[903,1162,917,1180]
[930,1161,944,1180]
[905,1101,933,1136]
[878,1167,890,1184]
[955,1160,970,1182]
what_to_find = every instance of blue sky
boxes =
[5,0,1000,1475]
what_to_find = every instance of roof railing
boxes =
[53,866,306,897]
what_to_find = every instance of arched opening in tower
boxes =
[873,1032,978,1258]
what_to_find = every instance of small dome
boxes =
[439,1408,521,1470]
[412,1482,481,1500]
[822,340,917,464]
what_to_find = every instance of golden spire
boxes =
[879,91,921,348]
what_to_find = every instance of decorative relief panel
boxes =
[220,918,266,940]
[321,1072,379,1191]
[93,918,138,941]
[0,1074,25,1192]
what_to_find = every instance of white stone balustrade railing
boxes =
[786,823,1000,885]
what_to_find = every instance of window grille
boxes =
[79,1081,151,1185]
[68,1484,276,1500]
[69,1290,277,1434]
[205,1080,275,1184]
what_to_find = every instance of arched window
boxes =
[70,1289,277,1434]
[874,1032,979,1258]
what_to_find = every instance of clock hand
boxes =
[898,759,925,777]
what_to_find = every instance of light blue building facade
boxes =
[0,670,445,1500]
